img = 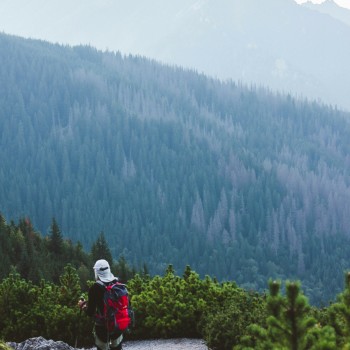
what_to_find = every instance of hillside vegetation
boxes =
[2,216,350,349]
[1,215,350,349]
[1,33,350,304]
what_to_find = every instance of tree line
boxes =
[1,215,350,349]
[1,255,350,349]
[0,214,135,287]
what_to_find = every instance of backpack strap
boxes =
[96,279,119,287]
[96,280,104,287]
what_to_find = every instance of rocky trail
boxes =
[8,336,209,350]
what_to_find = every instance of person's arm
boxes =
[78,284,98,317]
[86,284,97,317]
[77,297,87,310]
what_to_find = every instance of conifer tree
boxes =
[48,217,63,255]
[59,264,82,307]
[269,281,314,350]
[237,280,336,349]
[90,231,113,264]
[141,263,150,278]
[328,271,350,348]
[114,255,133,282]
[48,218,65,283]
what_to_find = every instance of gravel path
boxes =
[123,339,208,350]
[7,337,209,350]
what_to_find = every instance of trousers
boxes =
[93,325,123,350]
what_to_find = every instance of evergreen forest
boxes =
[2,215,350,350]
[1,33,350,305]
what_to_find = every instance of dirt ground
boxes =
[123,338,209,350]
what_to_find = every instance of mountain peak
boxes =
[302,0,350,26]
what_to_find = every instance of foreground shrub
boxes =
[0,341,12,350]
[128,264,267,347]
[0,266,93,347]
[201,285,266,350]
[236,280,337,349]
[326,272,350,349]
[129,265,207,338]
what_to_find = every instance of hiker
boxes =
[78,259,127,350]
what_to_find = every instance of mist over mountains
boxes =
[302,0,350,26]
[0,0,349,111]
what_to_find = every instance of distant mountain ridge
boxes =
[0,0,349,111]
[302,0,350,26]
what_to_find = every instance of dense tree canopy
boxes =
[0,214,134,286]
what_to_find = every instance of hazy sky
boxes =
[0,0,349,111]
[295,0,350,9]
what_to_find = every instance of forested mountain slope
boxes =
[1,33,350,304]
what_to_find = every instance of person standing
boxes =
[78,259,124,350]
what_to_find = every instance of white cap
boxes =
[93,259,116,283]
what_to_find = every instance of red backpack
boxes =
[95,281,132,333]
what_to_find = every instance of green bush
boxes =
[236,280,337,350]
[3,262,350,350]
[201,285,266,350]
[129,265,207,338]
[128,264,267,348]
[0,266,93,347]
[0,341,12,350]
[0,273,38,340]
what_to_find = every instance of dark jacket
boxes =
[85,279,122,342]
[86,279,118,318]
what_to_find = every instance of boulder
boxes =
[7,337,74,350]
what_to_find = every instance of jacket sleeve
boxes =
[86,283,98,317]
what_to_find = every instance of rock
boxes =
[7,337,74,350]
